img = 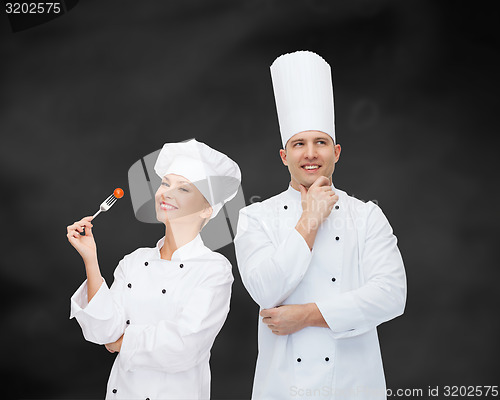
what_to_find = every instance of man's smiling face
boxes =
[279,130,341,190]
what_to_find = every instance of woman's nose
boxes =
[163,188,174,199]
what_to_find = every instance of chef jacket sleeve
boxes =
[118,260,233,373]
[69,260,127,345]
[316,203,407,339]
[234,205,313,309]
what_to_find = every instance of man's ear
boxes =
[334,143,341,164]
[279,148,288,166]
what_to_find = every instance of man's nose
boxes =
[304,144,317,159]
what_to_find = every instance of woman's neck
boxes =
[160,221,199,261]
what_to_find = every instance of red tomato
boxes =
[113,188,124,199]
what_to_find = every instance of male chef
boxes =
[234,50,407,400]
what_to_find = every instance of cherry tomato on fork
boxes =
[114,188,124,198]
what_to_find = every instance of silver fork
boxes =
[80,193,119,235]
[92,193,118,218]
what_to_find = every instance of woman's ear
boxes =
[200,205,213,219]
[199,205,213,230]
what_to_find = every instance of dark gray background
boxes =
[1,0,499,399]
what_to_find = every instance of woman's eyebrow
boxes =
[163,178,190,185]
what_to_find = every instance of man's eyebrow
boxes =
[289,137,331,144]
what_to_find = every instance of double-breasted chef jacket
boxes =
[234,185,407,400]
[70,234,233,400]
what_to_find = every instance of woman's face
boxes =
[155,174,212,225]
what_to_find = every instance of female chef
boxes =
[67,139,241,400]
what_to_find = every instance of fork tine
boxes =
[105,194,115,205]
[109,197,118,206]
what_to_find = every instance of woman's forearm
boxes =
[83,256,103,302]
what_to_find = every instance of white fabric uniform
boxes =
[70,235,233,400]
[234,185,406,400]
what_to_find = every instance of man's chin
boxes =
[296,179,316,190]
[303,174,321,185]
[298,175,331,188]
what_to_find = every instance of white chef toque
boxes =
[270,50,335,149]
[154,139,241,219]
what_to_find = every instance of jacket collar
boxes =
[154,234,207,261]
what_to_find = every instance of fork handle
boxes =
[80,210,101,236]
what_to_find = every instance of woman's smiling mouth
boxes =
[160,201,178,211]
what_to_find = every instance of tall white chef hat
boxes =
[270,50,335,149]
[154,139,241,219]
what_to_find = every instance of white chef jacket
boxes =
[234,185,406,400]
[70,234,233,400]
